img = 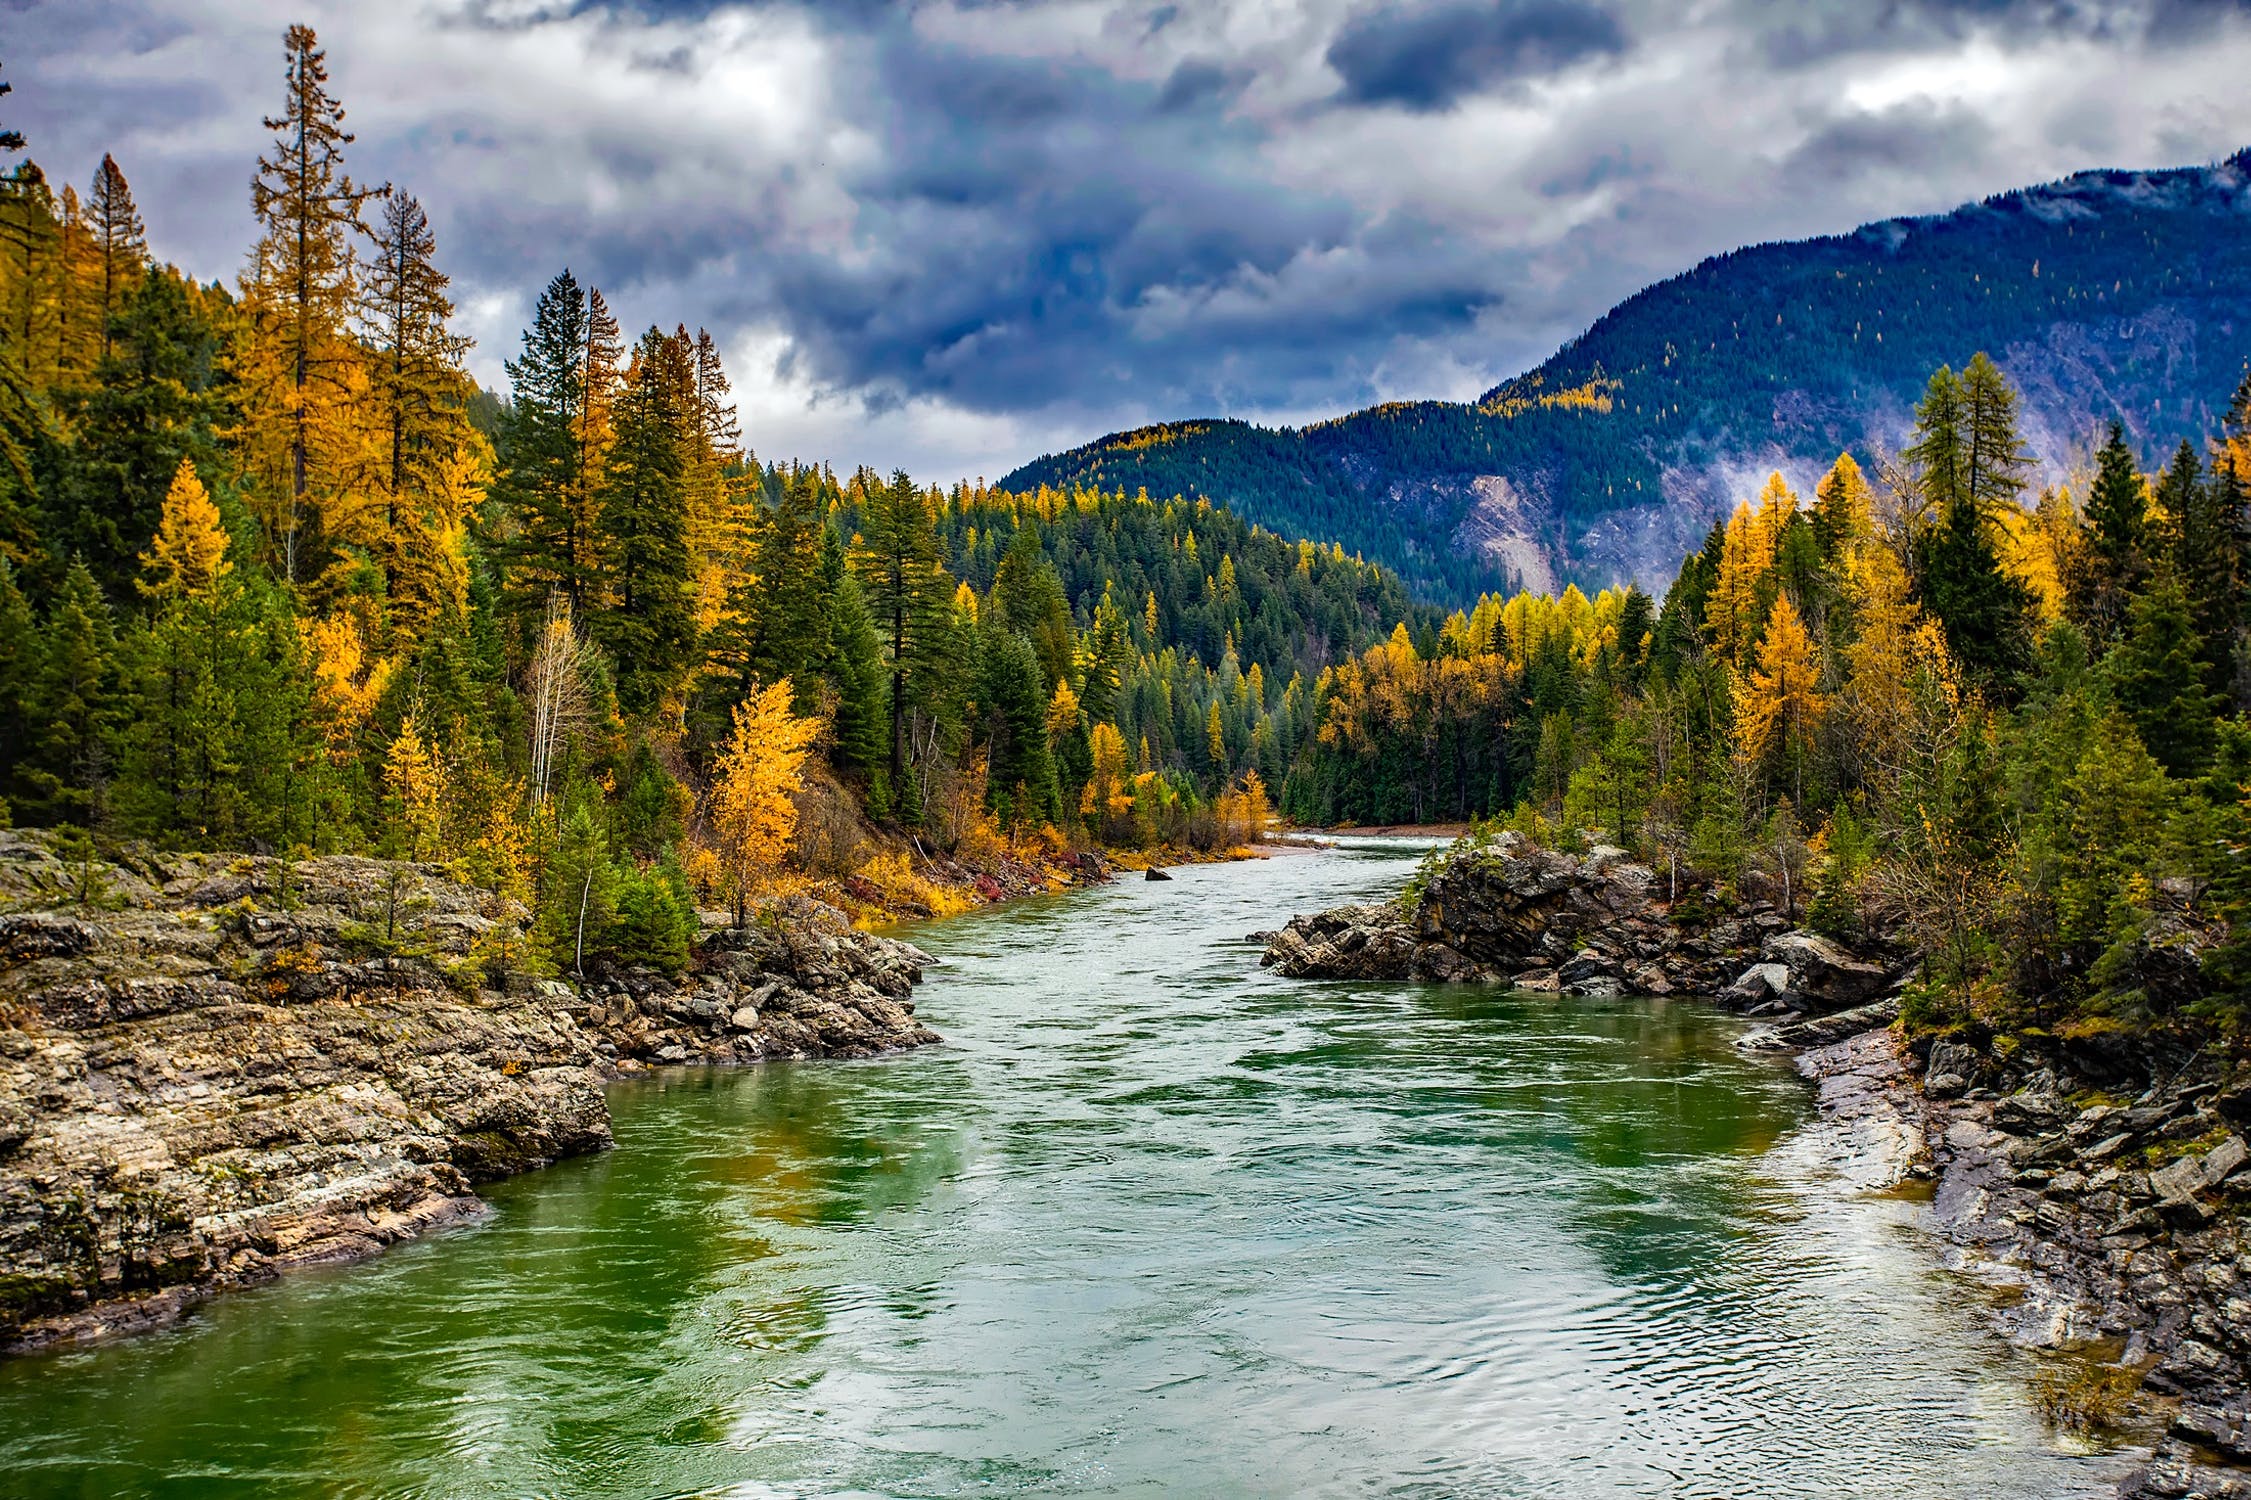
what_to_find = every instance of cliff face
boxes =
[0,832,936,1351]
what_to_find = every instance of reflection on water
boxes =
[0,840,2127,1498]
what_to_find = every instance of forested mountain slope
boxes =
[1004,153,2251,601]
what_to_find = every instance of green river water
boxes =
[0,839,2130,1497]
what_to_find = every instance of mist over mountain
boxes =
[1004,153,2251,603]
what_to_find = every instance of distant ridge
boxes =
[1003,152,2251,602]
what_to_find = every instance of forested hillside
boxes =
[0,29,1419,967]
[1005,154,2251,601]
[1292,348,2251,1045]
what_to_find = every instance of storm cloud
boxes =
[7,0,2250,479]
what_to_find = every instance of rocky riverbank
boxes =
[0,830,942,1353]
[1261,830,2251,1498]
[1258,829,1900,1005]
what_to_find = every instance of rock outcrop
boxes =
[0,832,936,1351]
[1259,831,1888,1006]
[1790,1026,2251,1500]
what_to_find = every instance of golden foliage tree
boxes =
[236,23,387,585]
[384,711,447,860]
[140,457,231,599]
[1738,593,1826,798]
[707,679,822,925]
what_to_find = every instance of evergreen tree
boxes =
[2107,565,2219,776]
[2166,447,2245,694]
[1906,359,2036,689]
[85,153,144,363]
[734,465,826,709]
[982,627,1059,827]
[58,271,220,599]
[359,190,471,596]
[1903,364,1965,516]
[238,23,386,584]
[849,469,953,791]
[818,529,887,778]
[1958,351,2033,517]
[1080,585,1135,724]
[19,558,120,825]
[993,521,1074,688]
[1919,494,2035,689]
[493,270,595,610]
[2075,421,2148,641]
[593,326,694,715]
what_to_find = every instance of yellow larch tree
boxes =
[1083,720,1131,840]
[140,457,232,599]
[384,711,448,861]
[708,680,823,926]
[1738,593,1826,799]
[1704,499,1775,668]
[233,24,388,588]
[306,612,394,763]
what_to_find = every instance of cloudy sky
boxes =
[10,0,2251,480]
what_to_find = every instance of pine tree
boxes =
[2108,565,2218,776]
[1958,351,2032,517]
[1080,585,1134,724]
[982,628,1059,827]
[1903,365,1965,518]
[593,326,694,715]
[85,153,144,363]
[1919,493,2035,690]
[239,23,387,584]
[359,191,471,601]
[2074,421,2148,642]
[0,161,58,377]
[60,270,221,599]
[493,270,594,611]
[20,559,119,825]
[821,534,889,779]
[2165,447,2244,694]
[993,521,1074,688]
[1906,359,2035,690]
[731,465,826,709]
[0,561,36,811]
[850,469,954,791]
[1811,453,1872,565]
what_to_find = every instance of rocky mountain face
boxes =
[0,832,937,1351]
[1007,154,2251,601]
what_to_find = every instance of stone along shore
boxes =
[1262,831,2251,1500]
[0,830,939,1353]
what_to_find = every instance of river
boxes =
[0,839,2130,1497]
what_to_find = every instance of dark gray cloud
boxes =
[1327,0,1628,110]
[6,0,2250,479]
[1748,0,2251,67]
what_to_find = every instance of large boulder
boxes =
[1261,831,1772,992]
[1759,930,1891,1012]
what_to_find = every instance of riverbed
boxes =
[0,840,2130,1497]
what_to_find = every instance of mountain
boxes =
[1002,153,2251,603]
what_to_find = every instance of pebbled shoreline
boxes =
[0,831,944,1354]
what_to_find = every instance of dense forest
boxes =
[2,25,2247,1044]
[1293,349,2251,1038]
[0,30,1427,972]
[1005,154,2251,599]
